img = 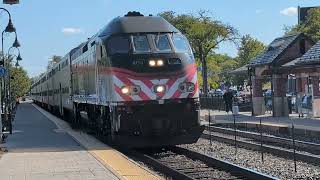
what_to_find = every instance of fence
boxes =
[200,95,252,112]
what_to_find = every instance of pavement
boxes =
[200,109,320,132]
[0,102,160,180]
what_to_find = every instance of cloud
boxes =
[61,27,83,35]
[280,7,298,16]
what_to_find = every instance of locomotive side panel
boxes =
[72,41,99,105]
[97,44,116,104]
[61,56,72,111]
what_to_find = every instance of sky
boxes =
[1,0,320,77]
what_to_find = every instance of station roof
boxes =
[250,34,301,66]
[295,41,320,65]
[230,64,249,75]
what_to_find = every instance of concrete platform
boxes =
[200,109,320,136]
[0,103,161,180]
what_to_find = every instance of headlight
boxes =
[149,60,156,67]
[149,59,164,67]
[156,59,164,66]
[179,82,195,93]
[121,86,141,95]
[154,85,166,93]
[121,86,130,94]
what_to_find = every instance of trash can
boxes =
[232,105,239,115]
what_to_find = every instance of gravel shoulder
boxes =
[181,138,320,179]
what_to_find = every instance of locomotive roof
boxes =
[98,16,180,37]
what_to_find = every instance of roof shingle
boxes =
[250,34,301,66]
[296,41,320,65]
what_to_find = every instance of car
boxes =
[213,89,224,96]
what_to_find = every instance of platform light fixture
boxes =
[3,0,19,5]
[13,32,20,48]
[5,18,15,33]
[15,60,19,67]
[16,53,22,61]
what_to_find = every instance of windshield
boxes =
[153,34,172,52]
[107,36,130,55]
[172,34,191,53]
[133,35,150,52]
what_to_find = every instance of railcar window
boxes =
[82,44,88,53]
[107,36,130,54]
[133,35,150,52]
[153,34,171,52]
[172,34,191,53]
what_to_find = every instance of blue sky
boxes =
[2,0,320,77]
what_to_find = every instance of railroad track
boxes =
[203,125,320,164]
[130,146,277,180]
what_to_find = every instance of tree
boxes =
[231,35,265,85]
[159,11,238,94]
[197,53,237,90]
[47,55,62,70]
[10,66,31,99]
[285,8,320,41]
[237,35,265,67]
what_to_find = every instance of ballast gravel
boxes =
[180,138,320,179]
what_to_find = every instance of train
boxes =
[30,12,204,147]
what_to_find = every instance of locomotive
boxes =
[31,12,204,147]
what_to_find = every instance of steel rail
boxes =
[205,125,320,154]
[171,146,278,180]
[131,147,278,180]
[202,132,320,165]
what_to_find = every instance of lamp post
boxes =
[0,7,15,142]
[7,46,21,112]
[4,48,22,135]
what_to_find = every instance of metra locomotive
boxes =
[31,12,204,147]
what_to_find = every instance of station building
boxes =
[248,33,320,117]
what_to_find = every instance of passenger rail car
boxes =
[31,12,204,147]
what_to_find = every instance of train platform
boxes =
[200,109,320,134]
[0,102,161,180]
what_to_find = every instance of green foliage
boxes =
[10,66,31,98]
[237,35,265,67]
[47,55,62,70]
[159,10,238,93]
[196,53,237,89]
[285,8,320,41]
[232,35,265,85]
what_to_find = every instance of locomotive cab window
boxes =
[107,36,130,55]
[153,34,172,52]
[133,35,150,53]
[172,34,191,53]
